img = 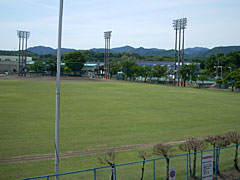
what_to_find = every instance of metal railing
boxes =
[20,144,239,180]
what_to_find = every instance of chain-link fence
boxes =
[20,144,240,180]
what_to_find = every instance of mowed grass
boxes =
[0,79,240,179]
[0,79,240,159]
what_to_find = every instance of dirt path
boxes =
[0,76,112,82]
[0,140,186,163]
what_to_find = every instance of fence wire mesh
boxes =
[20,145,240,180]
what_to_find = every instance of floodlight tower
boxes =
[104,31,112,79]
[172,17,187,87]
[181,18,187,63]
[173,19,179,86]
[180,18,187,86]
[177,19,182,87]
[17,31,22,76]
[24,32,30,76]
[17,30,30,76]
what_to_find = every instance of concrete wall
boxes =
[0,56,32,62]
[0,61,18,73]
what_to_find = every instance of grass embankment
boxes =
[0,79,239,179]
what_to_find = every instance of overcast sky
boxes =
[0,0,240,50]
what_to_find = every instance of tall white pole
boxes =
[55,0,63,179]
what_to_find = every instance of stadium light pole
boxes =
[17,31,22,76]
[173,19,179,86]
[104,31,112,79]
[25,32,30,76]
[177,19,182,87]
[55,0,63,179]
[17,30,30,76]
[181,18,187,64]
[181,18,187,86]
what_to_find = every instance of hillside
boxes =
[198,46,240,58]
[28,46,76,55]
[91,46,209,58]
[1,45,240,59]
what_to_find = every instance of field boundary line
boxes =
[0,139,188,163]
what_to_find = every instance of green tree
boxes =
[135,65,153,82]
[144,65,153,82]
[204,55,218,76]
[188,64,199,84]
[224,71,240,91]
[109,61,121,77]
[29,60,45,72]
[45,60,56,76]
[178,65,190,87]
[120,60,137,80]
[63,51,86,75]
[134,65,144,78]
[198,74,208,84]
[178,64,198,87]
[152,65,167,82]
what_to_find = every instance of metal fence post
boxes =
[114,165,116,180]
[201,151,203,179]
[215,148,218,180]
[153,159,156,180]
[186,153,189,180]
[94,169,96,180]
[47,176,49,180]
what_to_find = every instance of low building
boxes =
[135,60,200,73]
[0,56,33,74]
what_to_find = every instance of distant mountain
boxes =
[184,47,209,55]
[91,46,209,58]
[91,46,136,53]
[27,45,240,59]
[197,46,240,58]
[28,46,75,55]
[28,46,55,55]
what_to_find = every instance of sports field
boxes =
[0,77,239,179]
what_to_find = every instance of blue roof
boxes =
[84,63,97,66]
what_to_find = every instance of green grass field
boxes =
[0,79,240,179]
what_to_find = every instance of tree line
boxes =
[2,49,240,88]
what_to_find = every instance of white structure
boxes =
[0,56,33,73]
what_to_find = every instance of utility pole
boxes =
[55,0,63,179]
